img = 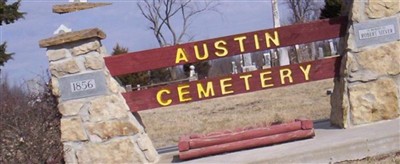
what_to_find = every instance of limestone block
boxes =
[77,138,142,163]
[356,42,400,76]
[61,117,88,142]
[349,78,399,125]
[346,27,357,52]
[63,143,78,164]
[330,65,350,129]
[86,120,139,140]
[347,52,359,73]
[348,70,379,82]
[366,0,400,19]
[84,54,104,70]
[58,100,85,116]
[107,76,125,93]
[50,76,60,97]
[88,95,130,122]
[137,134,159,162]
[99,46,107,55]
[47,49,69,61]
[396,75,400,113]
[350,1,364,23]
[72,40,101,56]
[49,59,80,77]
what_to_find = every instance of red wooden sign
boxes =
[105,17,347,76]
[123,56,341,112]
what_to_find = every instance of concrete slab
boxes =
[158,119,400,163]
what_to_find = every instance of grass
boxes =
[139,79,334,148]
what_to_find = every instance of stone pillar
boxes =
[331,1,400,128]
[39,28,159,163]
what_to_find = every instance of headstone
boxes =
[232,61,238,74]
[278,48,290,66]
[318,47,324,59]
[126,85,132,92]
[242,53,253,66]
[59,71,108,101]
[262,52,271,69]
[354,17,399,48]
[328,39,337,55]
[242,66,257,72]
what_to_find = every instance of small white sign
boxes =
[358,25,395,40]
[70,79,96,92]
[354,17,399,48]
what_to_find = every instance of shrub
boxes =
[0,76,63,163]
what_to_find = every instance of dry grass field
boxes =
[139,79,334,148]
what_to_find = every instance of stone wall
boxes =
[39,28,159,163]
[331,0,400,128]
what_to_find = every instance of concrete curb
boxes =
[264,130,400,163]
[158,119,400,163]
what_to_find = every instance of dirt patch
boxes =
[140,79,334,148]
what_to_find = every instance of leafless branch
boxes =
[137,0,218,46]
[285,0,319,24]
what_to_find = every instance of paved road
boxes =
[158,119,400,163]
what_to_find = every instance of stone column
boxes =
[39,28,158,163]
[331,1,400,128]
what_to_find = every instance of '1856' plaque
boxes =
[59,71,108,101]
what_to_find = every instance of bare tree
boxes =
[285,0,320,62]
[285,0,319,24]
[137,0,218,81]
[138,0,216,46]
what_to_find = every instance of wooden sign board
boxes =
[105,17,347,76]
[123,56,341,112]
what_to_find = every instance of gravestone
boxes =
[242,53,252,66]
[262,52,271,69]
[328,39,337,55]
[242,53,257,72]
[318,47,324,59]
[278,48,290,66]
[232,61,238,74]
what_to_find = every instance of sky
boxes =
[0,0,296,85]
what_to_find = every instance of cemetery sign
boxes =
[104,17,348,112]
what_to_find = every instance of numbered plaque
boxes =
[354,17,400,48]
[59,71,108,101]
